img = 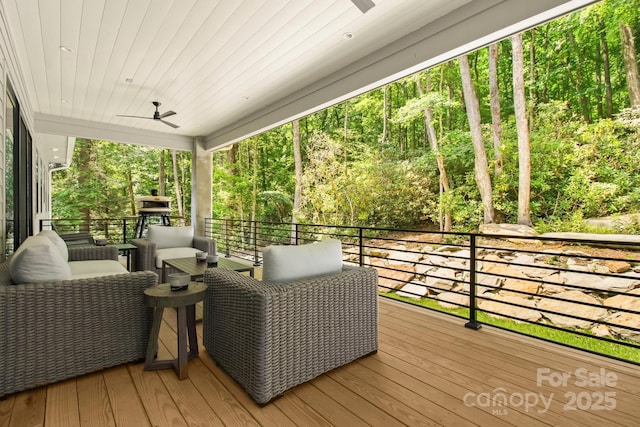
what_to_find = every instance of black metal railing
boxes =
[39,217,139,244]
[39,216,187,244]
[205,218,640,364]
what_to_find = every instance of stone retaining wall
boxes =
[345,243,640,343]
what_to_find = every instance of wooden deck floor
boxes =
[1,298,638,427]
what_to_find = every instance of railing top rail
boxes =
[208,218,640,248]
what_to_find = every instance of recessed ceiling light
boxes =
[52,148,59,152]
[59,46,72,53]
[53,155,60,159]
[61,98,69,103]
[342,32,353,40]
[125,78,133,83]
[241,96,250,101]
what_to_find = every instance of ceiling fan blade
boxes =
[159,119,180,129]
[116,114,153,119]
[351,0,375,13]
[159,110,176,119]
[117,102,179,128]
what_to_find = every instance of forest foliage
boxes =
[53,0,640,233]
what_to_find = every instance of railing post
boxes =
[359,227,364,267]
[253,220,260,266]
[224,219,231,258]
[465,233,482,330]
[122,218,128,243]
[295,223,299,245]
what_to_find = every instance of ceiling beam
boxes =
[35,113,194,151]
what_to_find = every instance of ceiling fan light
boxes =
[351,0,375,14]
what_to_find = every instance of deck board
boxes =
[43,379,80,427]
[76,372,116,427]
[2,297,638,426]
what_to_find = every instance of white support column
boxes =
[192,137,212,236]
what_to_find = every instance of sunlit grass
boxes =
[381,292,640,364]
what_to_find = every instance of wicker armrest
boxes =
[130,238,156,271]
[193,235,216,254]
[203,265,378,404]
[68,245,118,261]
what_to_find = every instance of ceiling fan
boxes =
[117,101,179,128]
[351,0,375,13]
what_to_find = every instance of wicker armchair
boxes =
[203,265,378,405]
[131,225,216,274]
[0,245,158,397]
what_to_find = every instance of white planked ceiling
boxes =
[2,0,598,165]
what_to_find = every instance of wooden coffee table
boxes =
[161,256,255,282]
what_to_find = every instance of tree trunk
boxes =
[528,29,536,130]
[127,170,136,215]
[459,55,495,224]
[620,22,640,108]
[488,42,503,176]
[416,75,452,231]
[76,138,95,231]
[159,150,166,196]
[291,119,302,243]
[171,150,183,219]
[225,144,239,215]
[512,33,532,226]
[251,139,258,245]
[600,20,613,117]
[595,41,604,118]
[567,32,591,123]
[381,86,388,143]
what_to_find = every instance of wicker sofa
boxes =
[202,240,378,405]
[0,244,158,397]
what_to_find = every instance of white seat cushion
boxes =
[262,239,343,282]
[155,247,201,268]
[68,260,128,279]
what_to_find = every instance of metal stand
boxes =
[135,212,171,238]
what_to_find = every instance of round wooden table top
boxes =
[144,282,207,308]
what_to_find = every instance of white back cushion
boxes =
[262,239,343,282]
[148,225,194,249]
[37,229,69,261]
[9,236,72,284]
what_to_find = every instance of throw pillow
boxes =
[148,225,194,249]
[9,236,72,284]
[262,239,343,282]
[37,229,69,261]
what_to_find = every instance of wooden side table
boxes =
[143,282,207,379]
[111,243,137,271]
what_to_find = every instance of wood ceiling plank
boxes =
[98,0,198,123]
[183,0,357,131]
[13,0,49,112]
[60,0,82,118]
[71,0,105,117]
[39,0,61,116]
[80,0,136,121]
[178,0,349,131]
[123,0,241,124]
[88,0,159,122]
[173,0,324,127]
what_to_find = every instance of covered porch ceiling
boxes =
[3,0,598,166]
